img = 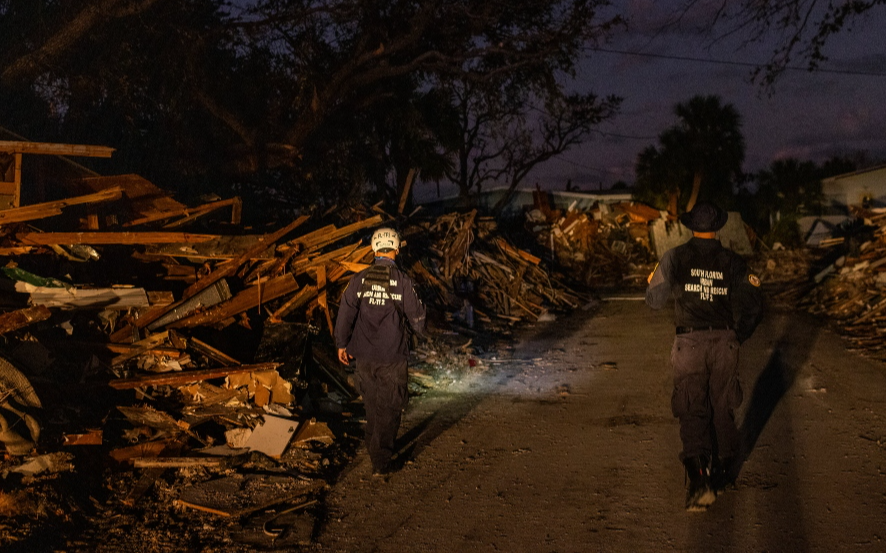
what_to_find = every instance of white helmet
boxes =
[371,227,400,253]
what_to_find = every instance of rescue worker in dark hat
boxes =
[335,228,426,476]
[645,201,763,511]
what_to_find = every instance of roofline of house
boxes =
[821,163,886,183]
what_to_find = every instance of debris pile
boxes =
[523,191,657,287]
[402,209,589,328]
[0,166,383,548]
[748,248,815,288]
[0,141,603,550]
[771,206,886,359]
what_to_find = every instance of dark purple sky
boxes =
[527,2,886,192]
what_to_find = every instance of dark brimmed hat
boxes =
[679,201,728,232]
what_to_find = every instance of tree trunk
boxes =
[685,171,703,212]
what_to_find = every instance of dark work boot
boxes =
[711,456,738,491]
[683,455,716,511]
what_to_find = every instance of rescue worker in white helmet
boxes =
[334,227,426,476]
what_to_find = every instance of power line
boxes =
[587,47,886,77]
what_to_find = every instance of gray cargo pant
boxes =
[670,329,743,461]
[355,358,409,472]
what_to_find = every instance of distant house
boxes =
[821,164,886,214]
[416,186,633,219]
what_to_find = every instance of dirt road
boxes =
[314,296,886,553]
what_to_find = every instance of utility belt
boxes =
[675,325,731,335]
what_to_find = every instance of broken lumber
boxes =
[108,362,282,389]
[15,232,219,246]
[0,306,51,335]
[0,187,123,225]
[0,141,115,157]
[124,216,309,335]
[168,274,300,329]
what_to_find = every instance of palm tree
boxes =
[671,95,745,211]
[634,95,745,213]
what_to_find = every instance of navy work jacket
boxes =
[334,257,426,363]
[646,237,763,343]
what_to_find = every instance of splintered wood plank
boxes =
[0,141,115,157]
[291,215,383,251]
[143,235,274,259]
[127,216,310,333]
[169,274,299,328]
[269,286,318,321]
[180,216,309,300]
[0,187,123,224]
[108,362,282,389]
[290,241,361,274]
[494,238,541,265]
[0,306,51,335]
[16,232,219,245]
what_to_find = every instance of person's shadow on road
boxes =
[736,312,820,476]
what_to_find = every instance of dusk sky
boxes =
[525,2,886,193]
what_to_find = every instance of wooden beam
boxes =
[108,362,282,389]
[16,231,219,246]
[0,187,123,225]
[292,215,383,251]
[0,141,115,157]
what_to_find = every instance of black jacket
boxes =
[334,257,426,363]
[646,237,763,343]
